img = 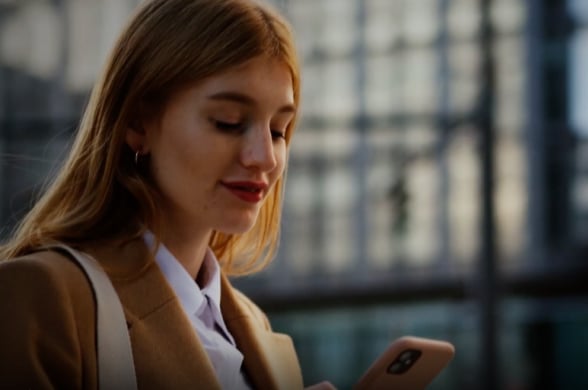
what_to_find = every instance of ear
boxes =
[125,124,149,154]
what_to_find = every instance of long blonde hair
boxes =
[0,0,300,276]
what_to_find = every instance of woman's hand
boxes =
[304,381,337,390]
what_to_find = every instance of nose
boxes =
[240,125,278,171]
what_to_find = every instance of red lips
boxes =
[221,181,268,203]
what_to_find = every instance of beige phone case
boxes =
[353,336,455,390]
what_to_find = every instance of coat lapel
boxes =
[221,275,303,390]
[83,239,222,390]
[82,238,302,390]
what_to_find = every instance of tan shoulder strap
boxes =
[47,244,137,390]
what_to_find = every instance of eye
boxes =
[213,120,245,133]
[271,130,286,140]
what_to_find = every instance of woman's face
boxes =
[131,56,295,236]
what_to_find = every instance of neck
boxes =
[159,225,212,280]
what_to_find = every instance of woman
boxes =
[0,0,333,388]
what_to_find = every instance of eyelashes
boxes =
[214,120,244,133]
[212,120,286,139]
[271,130,286,139]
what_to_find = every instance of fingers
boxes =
[304,381,337,390]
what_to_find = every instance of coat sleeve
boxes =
[0,253,97,389]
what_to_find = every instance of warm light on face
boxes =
[130,56,295,237]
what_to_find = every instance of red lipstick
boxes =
[222,181,268,203]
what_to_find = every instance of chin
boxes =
[216,214,259,235]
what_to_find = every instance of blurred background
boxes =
[1,0,588,388]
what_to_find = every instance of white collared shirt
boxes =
[143,232,251,389]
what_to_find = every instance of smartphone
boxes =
[353,336,455,390]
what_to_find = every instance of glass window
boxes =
[364,0,402,52]
[447,129,480,266]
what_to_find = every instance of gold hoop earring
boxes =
[134,151,141,165]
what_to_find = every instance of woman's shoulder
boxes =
[0,249,92,297]
[0,250,97,388]
[2,249,80,272]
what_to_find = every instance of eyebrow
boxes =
[206,91,296,114]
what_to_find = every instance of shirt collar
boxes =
[199,246,222,308]
[143,231,222,316]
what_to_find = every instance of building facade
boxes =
[1,0,587,388]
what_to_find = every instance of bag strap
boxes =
[46,244,138,390]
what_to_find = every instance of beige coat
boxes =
[0,238,303,389]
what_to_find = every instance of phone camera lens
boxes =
[388,362,404,374]
[387,349,423,375]
[400,351,414,362]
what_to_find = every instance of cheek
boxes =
[151,116,212,170]
[150,136,192,183]
[147,130,209,197]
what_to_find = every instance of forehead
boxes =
[195,56,295,107]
